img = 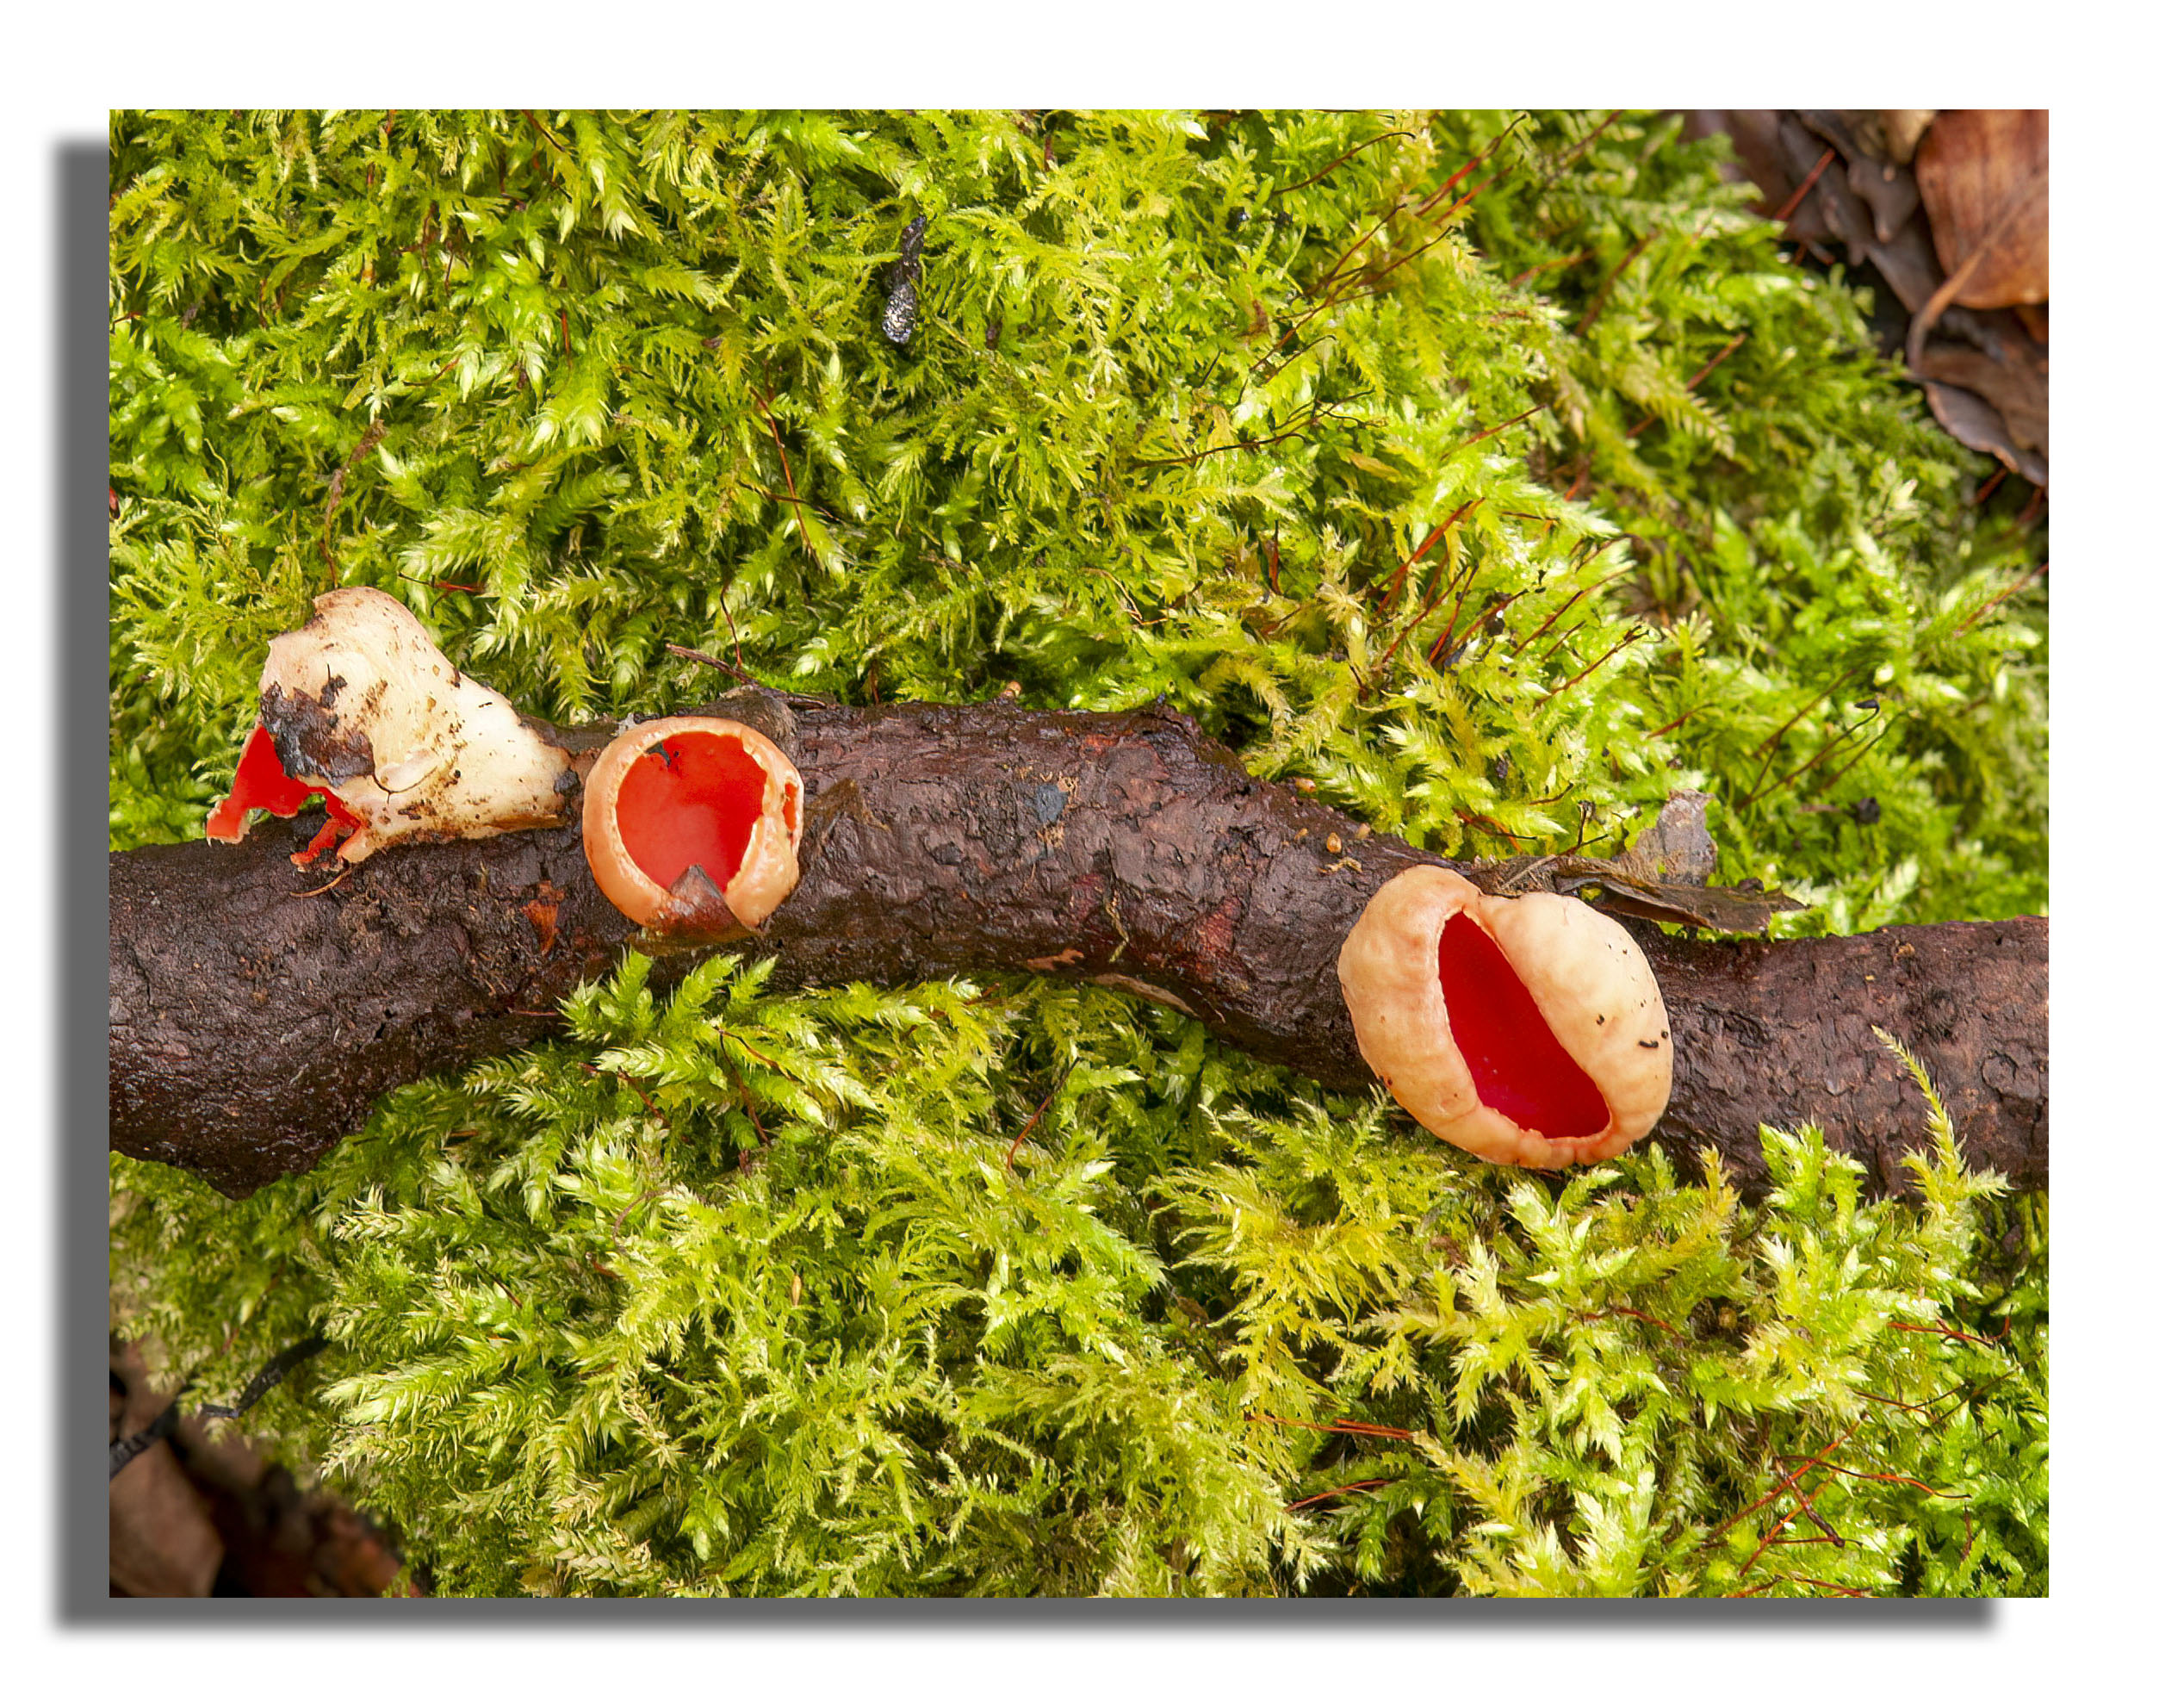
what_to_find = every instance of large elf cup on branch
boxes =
[1337,866,1672,1168]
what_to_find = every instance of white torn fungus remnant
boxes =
[224,587,574,864]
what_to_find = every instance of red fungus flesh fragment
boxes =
[296,798,364,866]
[207,723,360,860]
[613,731,771,893]
[1438,912,1611,1139]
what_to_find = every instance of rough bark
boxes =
[109,695,2048,1201]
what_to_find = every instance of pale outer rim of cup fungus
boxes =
[580,715,804,934]
[1336,865,1672,1168]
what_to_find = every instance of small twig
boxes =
[1952,562,2047,637]
[1707,1425,1858,1545]
[1410,115,1525,219]
[1545,111,1620,179]
[1301,197,1417,307]
[1287,1477,1396,1512]
[1777,1478,1846,1550]
[1577,230,1658,334]
[1889,1319,2005,1350]
[319,419,388,580]
[1772,148,1837,225]
[1645,703,1707,742]
[1270,129,1416,200]
[1440,402,1548,465]
[520,110,567,153]
[1368,581,1455,686]
[717,1028,785,1072]
[610,1185,669,1243]
[1436,589,1524,668]
[1132,392,1373,469]
[665,641,766,691]
[1850,1385,1937,1419]
[1509,247,1594,289]
[1544,624,1644,702]
[1780,1456,1955,1499]
[713,580,749,671]
[1378,497,1480,614]
[1247,1413,1418,1443]
[1803,726,1892,798]
[1454,809,1526,849]
[1277,120,1521,352]
[1005,1057,1079,1169]
[1517,554,1625,652]
[748,383,820,573]
[1740,700,1884,810]
[1531,618,1593,673]
[1422,559,1486,674]
[1740,664,1864,788]
[1627,332,1749,438]
[1577,1303,1682,1338]
[1324,212,1473,310]
[730,1065,772,1149]
[582,1062,669,1128]
[1734,1573,1870,1599]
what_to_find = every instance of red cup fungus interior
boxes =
[1438,911,1611,1139]
[613,730,795,893]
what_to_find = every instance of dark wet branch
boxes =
[109,696,2046,1201]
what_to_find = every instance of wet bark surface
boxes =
[110,696,2047,1200]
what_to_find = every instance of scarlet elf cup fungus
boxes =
[207,588,575,866]
[580,716,803,941]
[1337,866,1672,1168]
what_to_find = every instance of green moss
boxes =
[109,109,2045,1597]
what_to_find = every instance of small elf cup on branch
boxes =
[580,716,804,944]
[1337,866,1671,1168]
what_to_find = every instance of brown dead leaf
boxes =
[1922,381,2049,488]
[112,1339,410,1598]
[109,1345,224,1598]
[1914,342,2047,457]
[1687,107,2048,491]
[1800,112,1922,243]
[1915,110,2049,309]
[1467,792,1802,935]
[1610,788,1720,886]
[522,898,560,956]
[1880,110,1938,165]
[1863,220,1952,315]
[1569,872,1804,935]
[1843,152,1924,247]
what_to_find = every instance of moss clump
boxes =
[109,109,2045,1597]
